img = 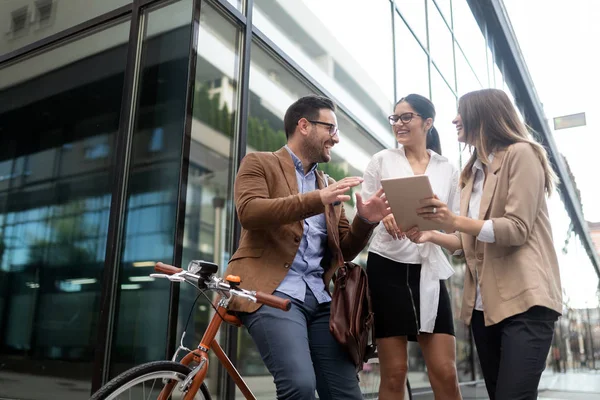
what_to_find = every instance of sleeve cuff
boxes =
[477,220,496,243]
[357,214,378,225]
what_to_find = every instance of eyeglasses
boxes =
[388,112,423,125]
[308,120,339,137]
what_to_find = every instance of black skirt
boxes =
[366,251,455,341]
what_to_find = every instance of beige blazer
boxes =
[458,142,563,326]
[224,147,375,313]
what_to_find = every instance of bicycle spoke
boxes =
[147,378,158,400]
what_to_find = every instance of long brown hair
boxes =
[458,89,557,194]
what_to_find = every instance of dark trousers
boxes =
[240,287,362,400]
[471,307,557,400]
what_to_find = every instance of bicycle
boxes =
[90,260,291,400]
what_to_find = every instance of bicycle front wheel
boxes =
[90,360,212,400]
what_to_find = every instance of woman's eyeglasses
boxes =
[387,112,423,125]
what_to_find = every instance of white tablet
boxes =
[380,175,442,232]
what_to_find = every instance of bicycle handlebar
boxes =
[152,262,291,312]
[255,291,292,311]
[155,262,183,275]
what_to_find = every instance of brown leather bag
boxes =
[329,261,376,372]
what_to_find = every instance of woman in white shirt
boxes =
[362,94,462,400]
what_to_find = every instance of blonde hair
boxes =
[458,89,557,194]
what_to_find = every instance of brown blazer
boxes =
[458,142,563,326]
[224,147,375,313]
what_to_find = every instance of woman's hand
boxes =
[416,195,456,232]
[382,214,404,240]
[405,226,434,244]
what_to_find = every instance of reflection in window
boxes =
[394,14,430,100]
[0,0,132,57]
[428,2,455,89]
[253,0,393,146]
[178,4,240,397]
[149,128,164,152]
[110,0,193,377]
[0,18,130,399]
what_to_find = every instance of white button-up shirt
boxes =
[468,156,496,311]
[361,147,459,332]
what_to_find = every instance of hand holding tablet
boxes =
[379,175,442,232]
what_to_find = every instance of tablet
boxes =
[380,175,442,232]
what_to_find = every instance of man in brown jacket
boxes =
[225,95,389,399]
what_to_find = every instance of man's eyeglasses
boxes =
[308,120,339,137]
[387,112,423,125]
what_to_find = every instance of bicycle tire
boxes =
[89,360,212,400]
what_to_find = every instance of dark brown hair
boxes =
[396,94,441,155]
[283,95,336,139]
[458,88,557,193]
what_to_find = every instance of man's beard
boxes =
[302,137,329,164]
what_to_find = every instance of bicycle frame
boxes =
[158,302,255,400]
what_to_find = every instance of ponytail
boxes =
[426,126,442,155]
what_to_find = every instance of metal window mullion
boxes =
[391,0,400,150]
[425,0,432,99]
[391,0,398,102]
[222,0,253,398]
[90,0,146,393]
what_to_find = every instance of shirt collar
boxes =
[285,145,318,175]
[473,153,495,172]
[396,145,448,163]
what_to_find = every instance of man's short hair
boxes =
[283,95,336,139]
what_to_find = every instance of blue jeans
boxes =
[240,287,362,400]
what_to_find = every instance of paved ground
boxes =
[0,368,598,399]
[410,370,600,400]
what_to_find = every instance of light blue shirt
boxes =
[275,146,331,303]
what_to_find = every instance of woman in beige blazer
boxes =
[406,88,563,400]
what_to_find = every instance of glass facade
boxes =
[0,0,598,399]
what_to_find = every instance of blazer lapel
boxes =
[461,177,474,218]
[478,151,506,220]
[274,147,299,195]
[460,176,476,258]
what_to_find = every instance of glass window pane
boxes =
[494,60,504,89]
[110,0,193,377]
[177,4,241,398]
[431,70,459,168]
[433,0,452,24]
[396,0,427,46]
[226,0,242,12]
[0,18,130,399]
[428,2,455,89]
[452,0,487,86]
[455,44,483,96]
[253,0,394,148]
[395,14,429,99]
[0,0,132,57]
